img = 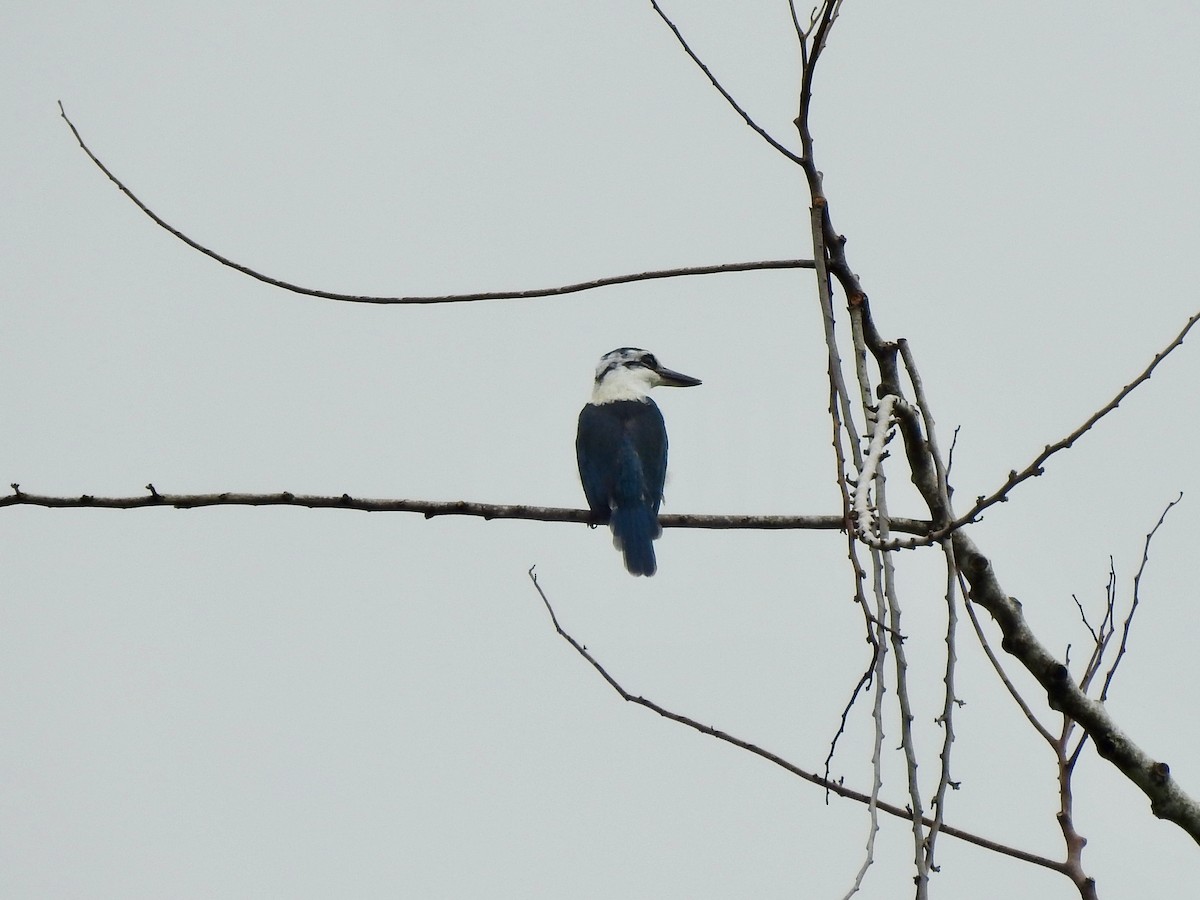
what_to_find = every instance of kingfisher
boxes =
[576,348,702,576]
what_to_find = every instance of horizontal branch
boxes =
[1,485,931,534]
[58,103,813,304]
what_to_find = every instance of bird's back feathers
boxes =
[576,399,667,577]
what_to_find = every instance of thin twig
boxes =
[57,102,811,305]
[1070,593,1100,645]
[1075,562,1117,699]
[1100,493,1182,700]
[962,578,1055,746]
[933,311,1200,541]
[649,3,804,164]
[786,0,805,43]
[823,648,879,792]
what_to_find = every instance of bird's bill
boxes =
[653,365,702,388]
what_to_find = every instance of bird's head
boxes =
[590,347,702,404]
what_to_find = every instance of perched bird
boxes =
[576,348,702,576]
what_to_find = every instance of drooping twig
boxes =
[963,583,1055,746]
[926,544,960,875]
[57,102,811,305]
[837,599,886,900]
[527,567,1067,875]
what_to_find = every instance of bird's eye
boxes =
[641,354,658,369]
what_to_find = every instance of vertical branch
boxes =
[898,340,959,873]
[926,546,959,873]
[878,483,930,898]
[798,19,893,886]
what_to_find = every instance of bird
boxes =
[576,348,702,576]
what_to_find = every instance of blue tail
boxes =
[611,503,658,577]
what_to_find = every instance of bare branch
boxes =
[1056,738,1100,900]
[837,605,886,899]
[649,3,804,164]
[797,1,843,144]
[1070,592,1100,646]
[1075,561,1117,700]
[57,103,811,304]
[927,542,961,874]
[786,0,806,44]
[963,564,1056,746]
[527,567,1068,876]
[954,531,1200,843]
[878,510,930,895]
[1100,493,1183,700]
[823,648,879,792]
[934,310,1200,541]
[0,486,931,533]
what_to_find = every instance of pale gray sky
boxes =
[3,2,1199,897]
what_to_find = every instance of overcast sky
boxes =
[4,2,1200,897]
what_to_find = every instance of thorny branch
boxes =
[791,0,1199,888]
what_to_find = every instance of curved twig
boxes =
[58,103,812,304]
